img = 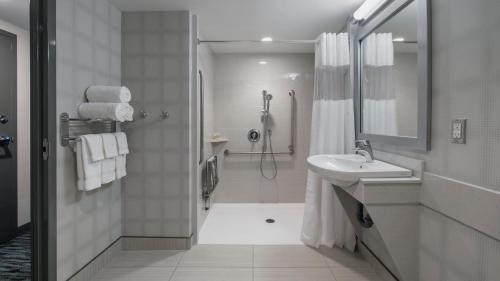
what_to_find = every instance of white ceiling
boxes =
[110,0,365,53]
[0,0,418,54]
[0,0,30,30]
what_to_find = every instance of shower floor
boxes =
[198,203,305,245]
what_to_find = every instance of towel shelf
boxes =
[60,112,129,147]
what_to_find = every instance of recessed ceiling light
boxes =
[259,61,268,65]
[261,37,273,42]
[393,37,405,42]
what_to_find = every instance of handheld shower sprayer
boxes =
[260,90,277,180]
[262,90,273,115]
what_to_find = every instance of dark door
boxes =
[0,29,17,244]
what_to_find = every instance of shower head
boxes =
[261,90,272,114]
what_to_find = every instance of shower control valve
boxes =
[247,129,261,143]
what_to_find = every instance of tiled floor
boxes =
[91,245,382,281]
[198,204,305,245]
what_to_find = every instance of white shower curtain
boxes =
[362,33,398,136]
[301,33,356,251]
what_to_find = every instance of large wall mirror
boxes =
[353,0,431,150]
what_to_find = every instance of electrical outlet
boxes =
[451,119,466,144]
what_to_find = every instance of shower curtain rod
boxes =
[198,39,417,44]
[198,39,317,44]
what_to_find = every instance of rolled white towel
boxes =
[124,105,134,121]
[78,103,133,122]
[86,86,132,103]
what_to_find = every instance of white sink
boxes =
[306,154,412,187]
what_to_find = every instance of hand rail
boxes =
[224,149,293,156]
[224,89,296,157]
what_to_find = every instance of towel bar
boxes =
[60,112,128,147]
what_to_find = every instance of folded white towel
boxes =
[82,134,104,162]
[78,103,133,122]
[101,133,119,158]
[116,155,127,179]
[113,132,129,155]
[75,135,103,191]
[101,158,116,184]
[86,86,132,103]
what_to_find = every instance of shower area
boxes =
[197,47,315,244]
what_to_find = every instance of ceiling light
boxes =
[261,37,273,42]
[353,0,389,21]
[393,37,405,42]
[258,61,268,65]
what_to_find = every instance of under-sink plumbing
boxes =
[357,202,374,228]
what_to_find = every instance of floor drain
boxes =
[266,218,275,223]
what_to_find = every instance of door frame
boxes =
[0,28,18,243]
[30,0,57,280]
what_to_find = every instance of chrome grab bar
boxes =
[224,89,296,157]
[224,149,293,156]
[289,90,296,155]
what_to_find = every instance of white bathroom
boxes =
[0,0,499,280]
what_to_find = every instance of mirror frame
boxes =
[352,0,431,150]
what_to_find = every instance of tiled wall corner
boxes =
[67,239,122,281]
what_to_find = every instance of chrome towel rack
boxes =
[60,112,125,147]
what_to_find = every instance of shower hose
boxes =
[260,128,278,180]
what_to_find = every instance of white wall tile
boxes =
[364,0,500,279]
[375,0,500,193]
[56,0,122,280]
[212,53,314,204]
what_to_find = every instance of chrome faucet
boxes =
[354,140,374,163]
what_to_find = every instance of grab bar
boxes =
[289,90,296,154]
[224,89,297,157]
[199,70,204,164]
[224,149,293,156]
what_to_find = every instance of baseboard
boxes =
[121,236,193,250]
[67,238,122,281]
[66,235,193,281]
[358,242,399,281]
